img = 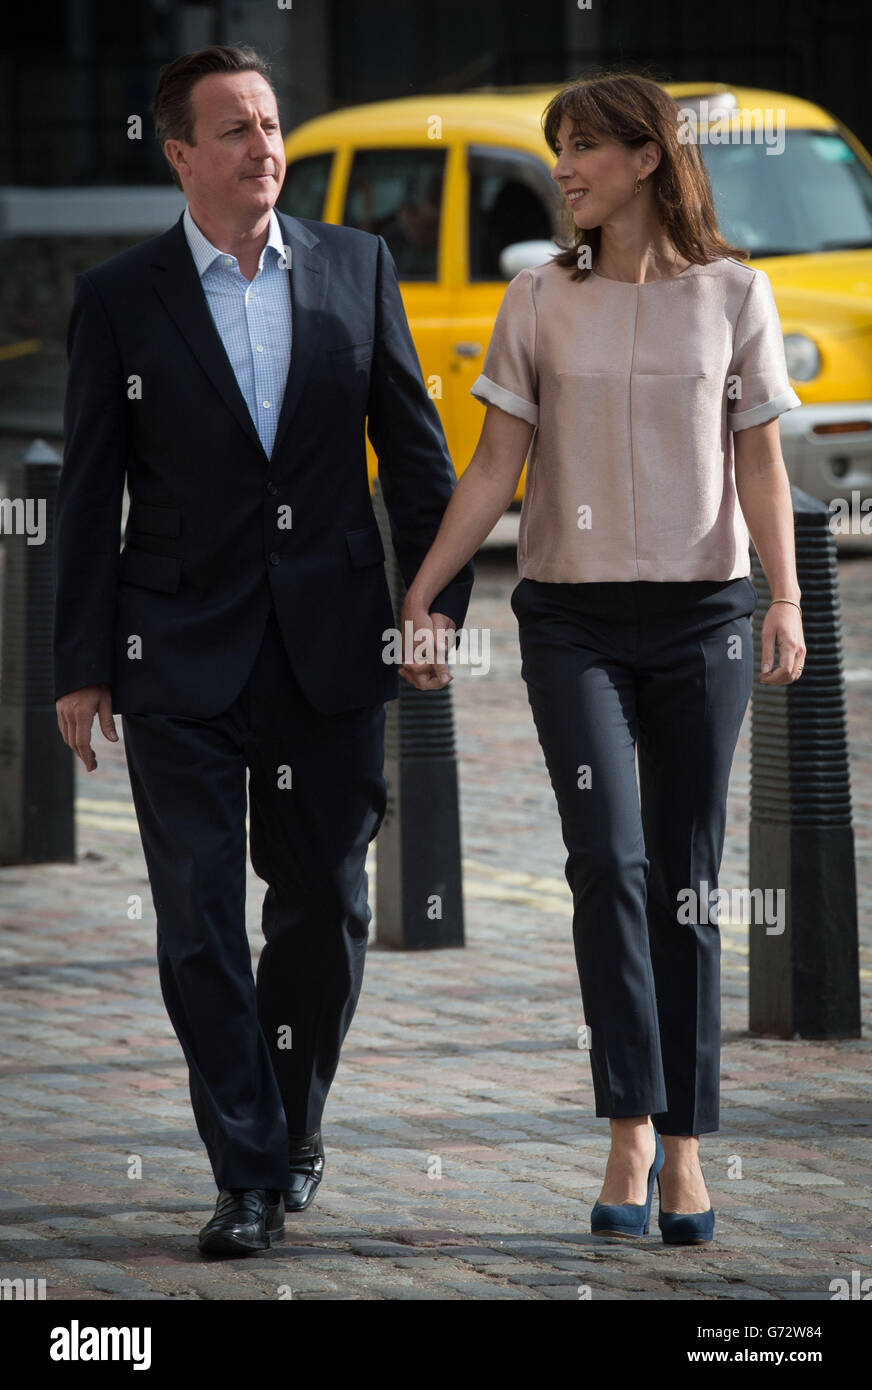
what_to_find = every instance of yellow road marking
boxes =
[72,805,870,971]
[0,338,41,361]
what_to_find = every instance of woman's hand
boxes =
[392,403,533,693]
[733,426,806,686]
[759,603,805,684]
[399,592,457,690]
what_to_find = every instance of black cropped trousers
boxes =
[511,575,757,1136]
[121,603,387,1191]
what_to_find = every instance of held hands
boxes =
[56,684,118,771]
[759,604,806,684]
[399,593,457,690]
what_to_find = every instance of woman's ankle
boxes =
[659,1135,705,1177]
[660,1133,700,1153]
[607,1115,655,1152]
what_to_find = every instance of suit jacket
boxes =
[53,209,474,717]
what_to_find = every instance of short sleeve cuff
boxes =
[471,373,539,426]
[728,387,802,431]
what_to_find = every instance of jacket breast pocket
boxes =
[118,546,182,594]
[346,524,385,569]
[328,340,374,368]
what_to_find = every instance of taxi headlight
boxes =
[783,333,821,382]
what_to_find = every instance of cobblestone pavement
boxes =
[0,548,870,1301]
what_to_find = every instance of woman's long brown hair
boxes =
[542,71,749,282]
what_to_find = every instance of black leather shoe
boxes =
[284,1130,324,1212]
[197,1188,285,1256]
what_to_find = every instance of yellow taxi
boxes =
[280,83,872,522]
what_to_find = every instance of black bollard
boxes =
[0,438,75,865]
[748,485,860,1038]
[371,477,465,949]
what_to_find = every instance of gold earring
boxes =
[634,175,643,194]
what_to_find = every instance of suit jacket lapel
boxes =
[151,214,263,457]
[271,211,329,460]
[150,210,329,464]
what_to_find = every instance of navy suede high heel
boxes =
[656,1170,715,1245]
[590,1127,665,1237]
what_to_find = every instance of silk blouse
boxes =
[470,256,802,582]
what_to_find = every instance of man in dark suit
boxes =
[53,44,472,1256]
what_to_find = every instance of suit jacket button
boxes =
[269,551,280,565]
[266,481,278,495]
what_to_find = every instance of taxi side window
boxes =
[468,145,561,280]
[278,153,333,220]
[343,148,445,281]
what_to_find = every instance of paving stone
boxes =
[0,552,869,1301]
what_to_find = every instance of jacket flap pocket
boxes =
[119,546,182,594]
[129,503,181,538]
[345,524,385,569]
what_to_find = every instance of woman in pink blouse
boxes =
[400,73,806,1245]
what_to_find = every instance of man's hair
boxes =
[151,44,275,191]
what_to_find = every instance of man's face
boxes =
[169,71,286,219]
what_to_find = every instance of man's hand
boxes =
[399,595,457,691]
[56,684,118,771]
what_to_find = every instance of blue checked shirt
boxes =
[183,204,292,458]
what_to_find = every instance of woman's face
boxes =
[550,114,654,230]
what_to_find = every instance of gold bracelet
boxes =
[769,597,802,613]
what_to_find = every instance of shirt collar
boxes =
[183,204,289,277]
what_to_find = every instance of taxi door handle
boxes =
[453,341,483,358]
